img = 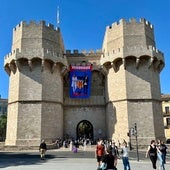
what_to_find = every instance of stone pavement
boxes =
[1,157,170,170]
[0,146,170,170]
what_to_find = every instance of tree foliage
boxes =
[0,114,7,141]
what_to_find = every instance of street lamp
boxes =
[134,123,139,161]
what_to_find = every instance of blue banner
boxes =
[69,65,92,98]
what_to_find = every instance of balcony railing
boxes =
[163,111,170,115]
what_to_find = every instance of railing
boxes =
[163,111,170,115]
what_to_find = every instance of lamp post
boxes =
[134,123,139,161]
[128,123,139,161]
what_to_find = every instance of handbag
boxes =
[100,162,107,170]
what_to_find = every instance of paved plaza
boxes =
[1,158,170,170]
[0,147,170,170]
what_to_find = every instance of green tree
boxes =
[0,114,7,141]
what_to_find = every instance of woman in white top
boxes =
[121,140,131,170]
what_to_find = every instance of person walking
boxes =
[95,139,105,170]
[146,140,158,169]
[39,140,47,160]
[157,140,166,170]
[121,140,131,170]
[109,141,119,169]
[69,140,73,151]
[161,141,168,164]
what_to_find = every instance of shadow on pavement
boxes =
[0,152,56,168]
[0,150,95,168]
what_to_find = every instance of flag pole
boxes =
[57,6,60,28]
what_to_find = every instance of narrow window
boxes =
[165,106,169,114]
[166,118,170,126]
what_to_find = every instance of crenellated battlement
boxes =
[65,49,102,56]
[103,18,156,57]
[100,45,164,72]
[106,18,153,30]
[4,48,67,67]
[4,48,20,60]
[101,45,164,59]
[12,20,64,57]
[13,20,59,32]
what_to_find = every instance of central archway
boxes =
[77,120,93,140]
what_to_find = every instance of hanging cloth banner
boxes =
[69,65,92,98]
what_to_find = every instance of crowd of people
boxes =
[38,137,168,170]
[53,137,94,149]
[95,139,130,170]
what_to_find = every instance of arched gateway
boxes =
[77,120,93,140]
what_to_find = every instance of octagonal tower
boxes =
[4,21,67,146]
[101,18,165,145]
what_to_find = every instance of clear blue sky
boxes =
[0,0,170,98]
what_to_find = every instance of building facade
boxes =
[161,94,170,141]
[0,96,8,115]
[4,18,165,147]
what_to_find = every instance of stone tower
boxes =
[101,18,165,145]
[4,18,165,147]
[4,21,67,146]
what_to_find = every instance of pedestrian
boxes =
[70,140,73,151]
[146,139,158,169]
[95,139,105,170]
[161,141,168,164]
[109,141,119,168]
[100,147,116,170]
[74,140,79,148]
[157,139,166,170]
[121,140,131,170]
[39,139,47,160]
[83,139,87,151]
